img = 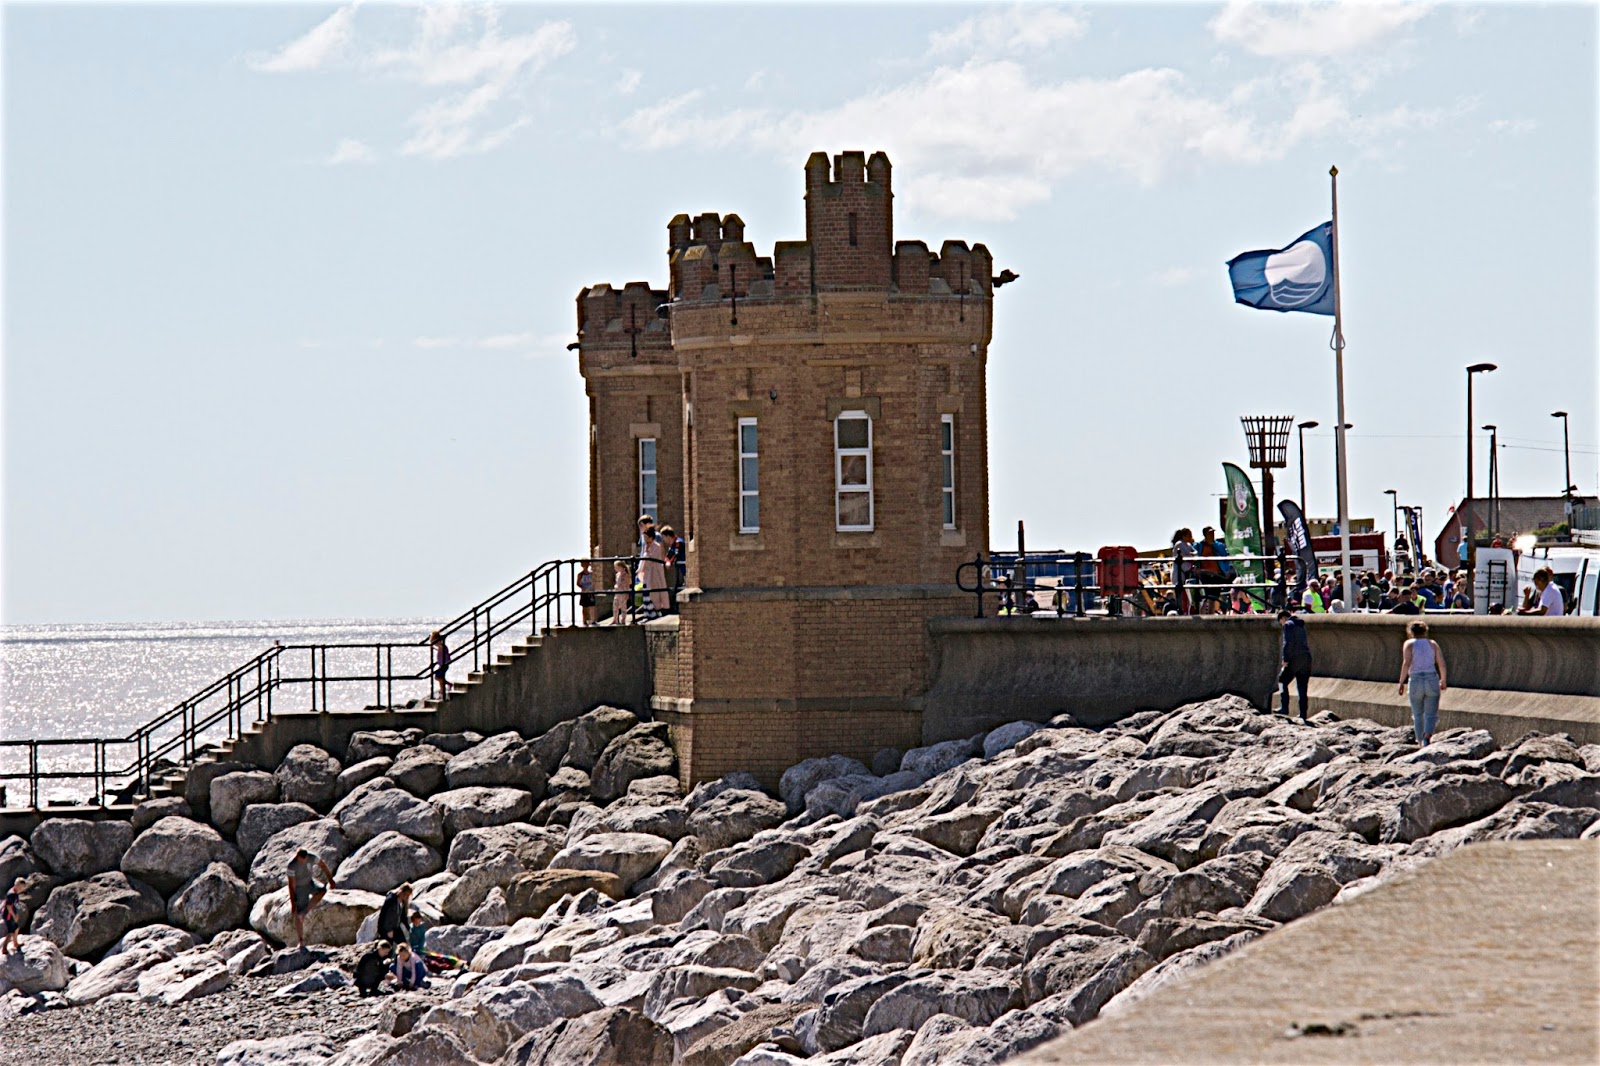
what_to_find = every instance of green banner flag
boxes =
[1223,462,1264,587]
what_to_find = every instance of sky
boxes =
[3,1,1597,624]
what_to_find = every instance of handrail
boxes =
[0,554,669,809]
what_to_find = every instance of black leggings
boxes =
[1280,655,1312,716]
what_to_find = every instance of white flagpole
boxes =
[1330,165,1354,607]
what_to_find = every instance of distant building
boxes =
[1433,495,1598,568]
[575,151,1004,784]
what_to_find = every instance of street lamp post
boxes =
[1296,420,1320,518]
[1482,424,1498,538]
[1384,489,1398,571]
[1552,410,1573,512]
[1465,363,1497,575]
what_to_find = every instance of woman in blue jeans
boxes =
[1398,620,1449,745]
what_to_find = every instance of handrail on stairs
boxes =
[0,555,653,811]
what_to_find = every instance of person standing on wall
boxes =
[1399,620,1448,745]
[1277,609,1313,722]
[577,559,596,626]
[637,515,670,620]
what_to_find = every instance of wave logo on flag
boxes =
[1227,222,1335,316]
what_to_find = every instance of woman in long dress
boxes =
[638,515,670,618]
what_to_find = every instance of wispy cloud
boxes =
[928,5,1086,57]
[1152,267,1194,287]
[325,137,377,165]
[409,332,567,356]
[254,5,576,161]
[251,5,356,73]
[1209,1,1432,58]
[617,59,1440,221]
[616,2,1457,223]
[1487,117,1537,136]
[615,69,642,95]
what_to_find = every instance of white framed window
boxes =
[834,411,873,531]
[738,418,759,533]
[638,438,658,517]
[941,414,956,529]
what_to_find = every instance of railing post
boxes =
[1074,552,1087,618]
[375,645,381,710]
[473,609,481,673]
[29,742,38,810]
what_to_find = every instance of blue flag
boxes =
[1227,222,1335,316]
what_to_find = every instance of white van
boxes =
[1515,545,1600,617]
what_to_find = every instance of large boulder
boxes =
[250,886,382,946]
[236,802,321,861]
[345,730,415,765]
[121,816,232,894]
[565,707,640,772]
[130,797,192,832]
[1020,934,1154,1019]
[167,862,250,938]
[423,731,484,755]
[681,1001,810,1066]
[688,789,787,853]
[530,721,576,775]
[184,760,250,824]
[0,835,37,885]
[65,938,183,1005]
[984,721,1044,759]
[794,972,915,1054]
[430,787,536,838]
[136,946,232,1005]
[105,923,194,958]
[1245,861,1343,922]
[446,824,560,875]
[0,936,68,995]
[335,832,444,894]
[210,771,280,836]
[333,780,445,848]
[501,1006,673,1066]
[217,1034,341,1066]
[33,872,165,958]
[505,869,624,921]
[591,724,678,803]
[549,833,670,892]
[336,757,393,799]
[387,745,452,797]
[862,968,1023,1037]
[247,819,350,901]
[444,732,549,794]
[900,739,975,782]
[779,755,872,815]
[29,818,132,879]
[274,745,343,811]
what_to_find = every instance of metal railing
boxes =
[956,550,1462,620]
[0,555,662,809]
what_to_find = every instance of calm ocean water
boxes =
[0,618,438,803]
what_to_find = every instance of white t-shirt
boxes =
[1539,582,1566,617]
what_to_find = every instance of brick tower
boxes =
[576,150,1000,786]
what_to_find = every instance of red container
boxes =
[1097,545,1139,594]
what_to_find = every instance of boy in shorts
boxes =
[286,848,333,948]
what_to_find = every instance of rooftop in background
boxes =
[1435,494,1600,568]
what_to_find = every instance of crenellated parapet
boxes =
[575,281,673,371]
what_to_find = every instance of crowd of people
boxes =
[284,850,462,996]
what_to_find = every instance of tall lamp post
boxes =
[1296,420,1320,517]
[1482,424,1499,539]
[1465,362,1497,575]
[1552,410,1573,513]
[1384,488,1398,570]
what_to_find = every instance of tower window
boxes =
[941,414,956,529]
[738,418,759,533]
[835,412,873,531]
[848,212,858,247]
[638,438,658,517]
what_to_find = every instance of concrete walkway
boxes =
[1017,840,1599,1064]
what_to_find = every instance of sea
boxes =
[0,617,438,804]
